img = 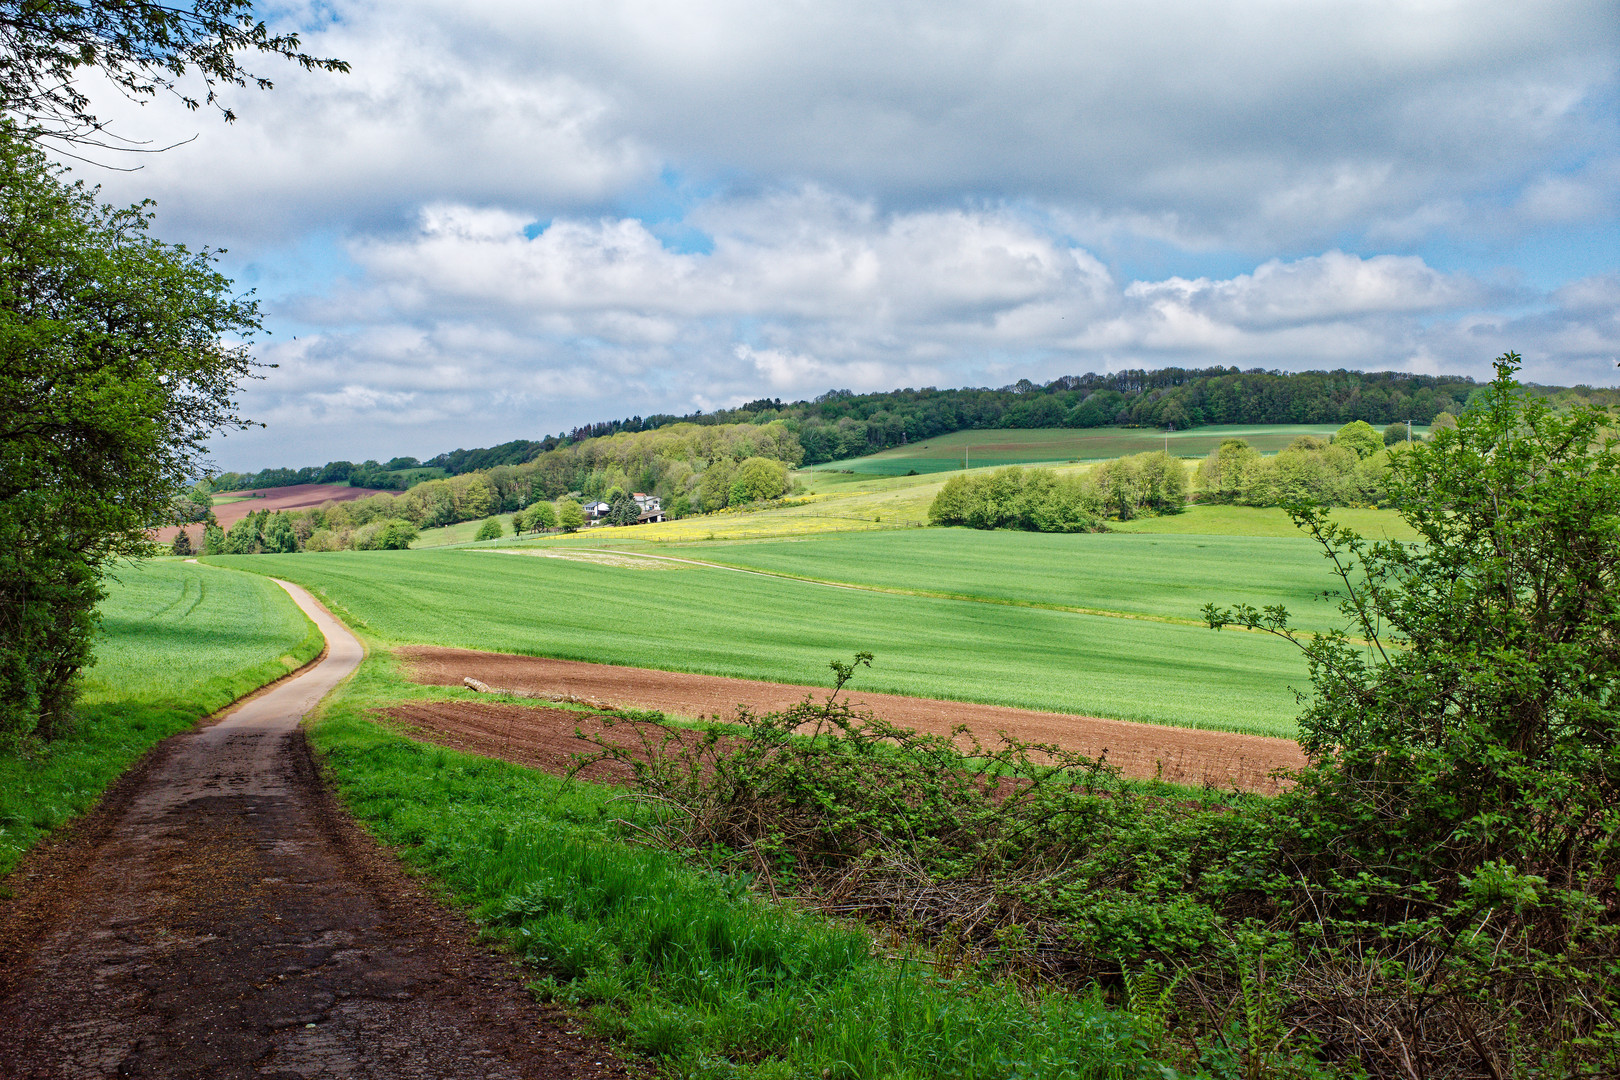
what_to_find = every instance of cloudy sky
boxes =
[76,0,1620,469]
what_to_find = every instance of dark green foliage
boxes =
[170,530,193,556]
[1195,437,1386,508]
[1330,420,1382,459]
[605,492,638,526]
[261,512,297,553]
[352,518,417,550]
[928,467,1103,532]
[928,457,1185,531]
[1200,355,1620,1074]
[221,514,259,554]
[0,125,258,746]
[590,358,1620,1073]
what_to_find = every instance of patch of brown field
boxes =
[378,701,640,783]
[152,483,391,547]
[398,647,1306,794]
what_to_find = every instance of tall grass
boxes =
[0,560,322,877]
[311,662,1173,1079]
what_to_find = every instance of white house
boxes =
[632,493,664,523]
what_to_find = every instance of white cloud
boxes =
[78,0,1617,254]
[205,198,1618,468]
[54,0,1610,466]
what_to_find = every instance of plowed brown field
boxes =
[400,647,1305,794]
[153,483,390,547]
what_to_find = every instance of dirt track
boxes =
[0,582,623,1080]
[400,647,1306,793]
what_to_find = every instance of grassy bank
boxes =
[0,559,323,877]
[308,653,1174,1079]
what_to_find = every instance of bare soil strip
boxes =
[382,701,638,784]
[400,647,1305,793]
[0,582,624,1080]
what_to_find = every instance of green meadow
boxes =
[640,528,1351,634]
[216,544,1308,735]
[806,424,1420,475]
[0,560,323,876]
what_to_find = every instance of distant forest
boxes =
[215,366,1619,489]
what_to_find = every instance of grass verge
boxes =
[0,559,323,878]
[309,652,1176,1079]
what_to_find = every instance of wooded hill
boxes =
[217,366,1620,492]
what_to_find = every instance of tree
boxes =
[1332,419,1383,459]
[606,491,638,526]
[170,529,192,556]
[474,517,503,541]
[1382,421,1408,446]
[700,458,736,512]
[728,456,789,504]
[261,512,296,553]
[353,518,415,550]
[1194,439,1259,503]
[1207,353,1620,891]
[0,1,347,146]
[221,515,258,554]
[0,125,259,743]
[527,501,557,532]
[556,499,585,533]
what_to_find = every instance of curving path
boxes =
[0,579,621,1080]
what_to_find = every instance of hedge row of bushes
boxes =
[928,452,1188,532]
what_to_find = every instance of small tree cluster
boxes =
[929,453,1185,532]
[1195,420,1410,508]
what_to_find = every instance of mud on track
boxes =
[400,647,1306,794]
[0,583,624,1080]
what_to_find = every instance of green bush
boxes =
[353,518,418,550]
[928,467,1102,532]
[474,517,504,541]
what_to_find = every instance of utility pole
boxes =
[1407,418,1412,443]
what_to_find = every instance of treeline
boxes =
[210,458,418,492]
[226,368,1620,489]
[928,453,1188,533]
[226,368,1496,487]
[418,369,1487,473]
[1194,420,1406,508]
[927,419,1428,532]
[189,431,800,551]
[178,503,419,556]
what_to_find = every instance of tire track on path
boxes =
[0,579,622,1080]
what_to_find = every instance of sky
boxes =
[71,0,1620,470]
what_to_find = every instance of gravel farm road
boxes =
[0,579,623,1080]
